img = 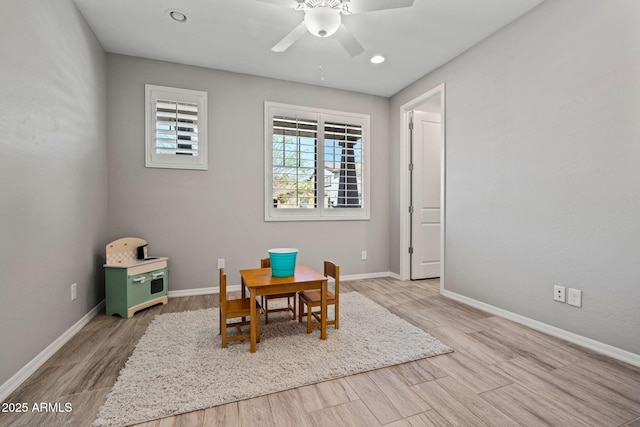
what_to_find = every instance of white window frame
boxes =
[145,84,208,170]
[264,101,370,222]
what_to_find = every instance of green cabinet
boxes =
[105,259,169,318]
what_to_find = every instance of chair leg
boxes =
[292,295,296,319]
[298,295,303,322]
[220,311,227,349]
[306,304,313,334]
[265,298,269,324]
[286,295,291,319]
[335,303,339,330]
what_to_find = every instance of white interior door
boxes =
[411,110,441,279]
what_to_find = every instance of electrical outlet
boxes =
[361,250,367,261]
[71,283,77,301]
[554,285,566,302]
[568,288,582,307]
[217,259,225,269]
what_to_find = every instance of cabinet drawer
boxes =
[128,260,167,276]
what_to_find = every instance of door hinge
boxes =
[409,163,414,171]
[409,205,414,214]
[409,121,414,130]
[408,247,414,254]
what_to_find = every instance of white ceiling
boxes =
[73,0,543,97]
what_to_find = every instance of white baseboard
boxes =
[168,287,218,297]
[168,285,244,297]
[342,271,399,281]
[0,301,105,403]
[166,272,397,298]
[441,289,640,368]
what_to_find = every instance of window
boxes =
[265,102,370,221]
[145,84,208,170]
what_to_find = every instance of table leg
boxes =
[250,288,257,352]
[320,279,327,340]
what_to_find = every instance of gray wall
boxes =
[0,0,108,386]
[390,0,640,354]
[106,55,391,289]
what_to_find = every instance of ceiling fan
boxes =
[257,0,415,57]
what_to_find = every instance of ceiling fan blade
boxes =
[272,23,308,52]
[255,0,299,7]
[346,0,414,14]
[335,24,364,57]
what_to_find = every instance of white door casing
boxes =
[399,83,445,285]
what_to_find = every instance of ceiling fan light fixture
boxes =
[370,55,385,64]
[304,6,341,37]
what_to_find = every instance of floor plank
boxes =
[307,400,383,427]
[366,367,432,417]
[237,395,275,426]
[430,376,517,426]
[489,357,634,426]
[410,380,489,426]
[345,372,404,424]
[383,410,452,427]
[480,383,589,427]
[267,389,315,427]
[425,352,512,394]
[202,402,240,427]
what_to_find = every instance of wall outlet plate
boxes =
[568,288,582,307]
[554,285,566,302]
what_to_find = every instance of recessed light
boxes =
[370,55,385,64]
[166,9,187,23]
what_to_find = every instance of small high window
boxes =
[145,85,208,170]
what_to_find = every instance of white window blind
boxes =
[272,116,319,209]
[265,102,370,221]
[145,85,208,170]
[155,100,199,156]
[323,119,364,209]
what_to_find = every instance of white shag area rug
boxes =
[93,292,452,427]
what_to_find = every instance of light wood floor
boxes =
[2,278,639,426]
